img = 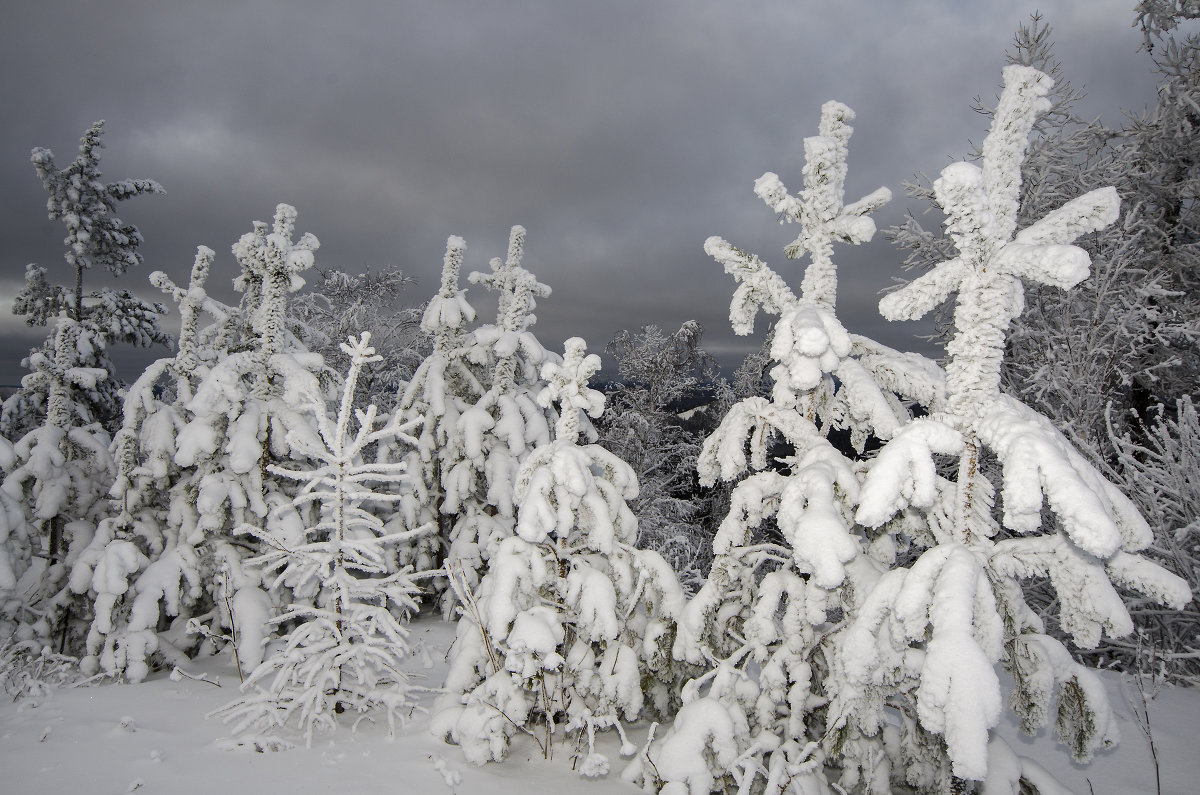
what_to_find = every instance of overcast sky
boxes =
[0,0,1162,385]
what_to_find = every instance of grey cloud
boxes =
[0,1,1158,386]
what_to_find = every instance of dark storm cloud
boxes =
[0,0,1158,385]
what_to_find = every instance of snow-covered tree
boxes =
[4,121,167,438]
[434,337,685,774]
[0,318,114,650]
[890,11,1200,686]
[835,65,1192,791]
[2,124,164,643]
[404,226,558,614]
[390,236,484,596]
[71,246,235,681]
[70,205,331,683]
[599,321,717,590]
[211,332,427,747]
[626,100,927,795]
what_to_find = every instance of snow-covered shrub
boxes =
[0,636,91,704]
[1106,397,1200,682]
[3,121,166,439]
[434,337,684,773]
[833,65,1192,792]
[211,332,427,746]
[292,265,427,412]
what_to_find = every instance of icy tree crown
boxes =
[470,225,551,334]
[421,235,475,355]
[753,100,890,308]
[879,65,1119,420]
[232,204,319,362]
[538,336,604,441]
[30,120,163,279]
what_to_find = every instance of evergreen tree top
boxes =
[31,120,163,278]
[879,65,1120,420]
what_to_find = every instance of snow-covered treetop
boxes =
[878,66,1119,420]
[470,225,551,335]
[421,235,475,355]
[538,337,604,442]
[753,100,891,309]
[30,120,163,280]
[467,225,554,392]
[150,246,224,397]
[232,204,320,363]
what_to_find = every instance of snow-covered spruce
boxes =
[433,337,684,773]
[70,206,333,683]
[834,65,1192,790]
[211,332,428,747]
[3,120,167,439]
[390,235,484,600]
[625,99,930,795]
[71,247,234,682]
[0,317,114,649]
[416,226,558,615]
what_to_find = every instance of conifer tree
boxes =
[4,121,167,438]
[434,338,684,773]
[414,226,558,614]
[599,321,718,589]
[70,206,330,682]
[627,100,923,795]
[72,247,234,681]
[211,333,426,747]
[835,65,1192,792]
[0,318,114,650]
[391,236,485,598]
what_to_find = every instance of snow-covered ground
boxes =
[2,615,1196,795]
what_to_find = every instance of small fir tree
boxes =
[391,236,485,597]
[71,246,235,681]
[434,338,685,774]
[211,332,426,747]
[70,205,331,682]
[0,318,114,650]
[409,226,559,615]
[626,99,921,795]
